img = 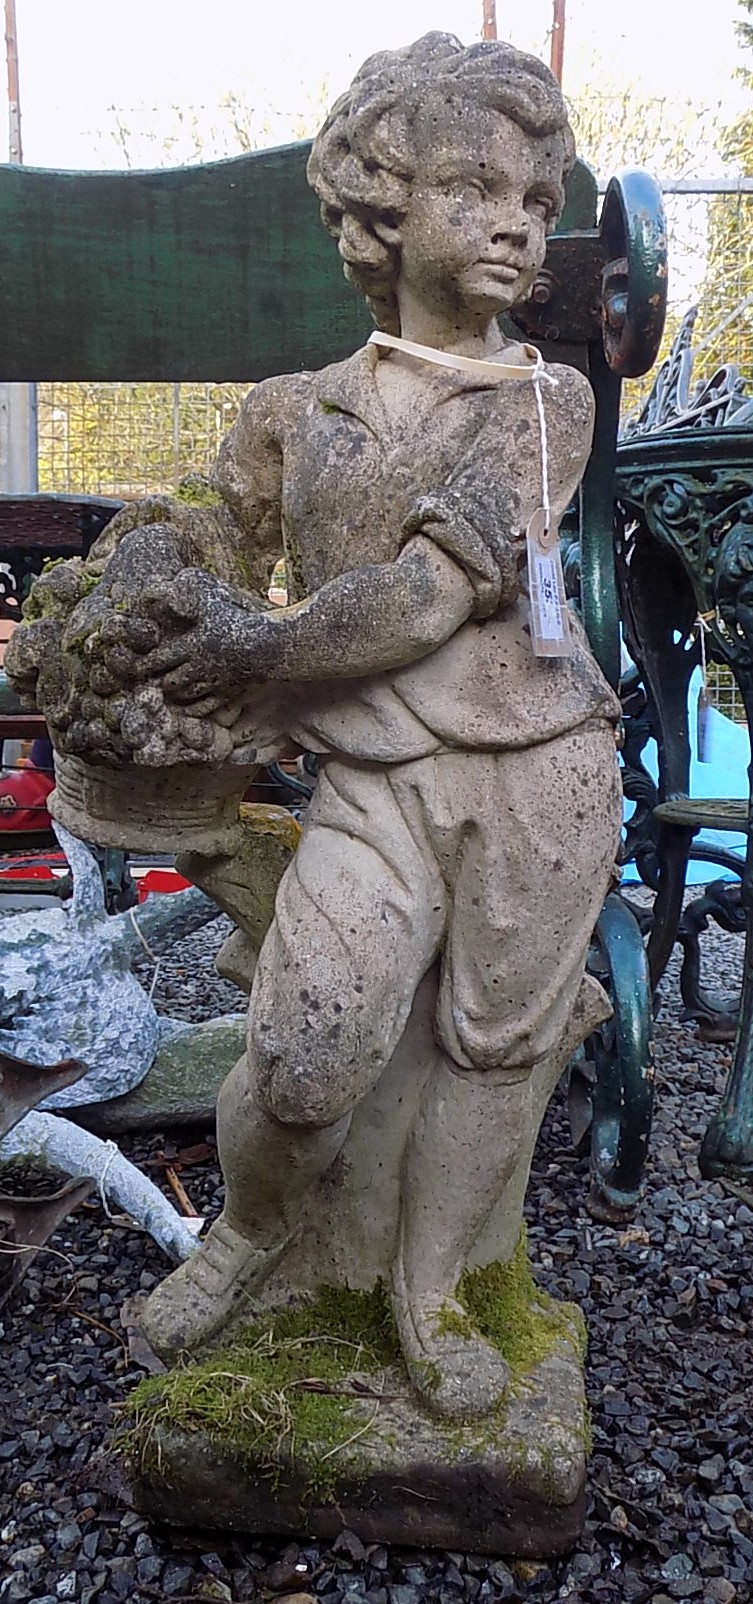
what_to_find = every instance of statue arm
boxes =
[106,533,477,702]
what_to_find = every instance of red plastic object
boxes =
[0,862,55,880]
[136,869,191,902]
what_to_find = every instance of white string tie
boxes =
[80,1137,120,1221]
[129,906,162,1001]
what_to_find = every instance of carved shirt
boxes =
[213,344,621,761]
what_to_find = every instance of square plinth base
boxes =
[129,1346,588,1558]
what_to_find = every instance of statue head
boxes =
[308,32,575,337]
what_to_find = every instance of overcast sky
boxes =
[6,0,750,169]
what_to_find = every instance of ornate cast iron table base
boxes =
[617,427,753,1186]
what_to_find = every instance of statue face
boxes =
[391,106,565,321]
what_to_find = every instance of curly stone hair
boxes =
[307,32,575,336]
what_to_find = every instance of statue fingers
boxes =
[179,692,229,717]
[137,639,194,677]
[98,612,161,653]
[160,662,215,700]
[140,574,202,626]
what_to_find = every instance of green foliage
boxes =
[103,80,331,170]
[569,85,718,187]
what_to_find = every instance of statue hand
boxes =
[90,567,266,705]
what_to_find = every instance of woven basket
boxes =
[49,751,258,855]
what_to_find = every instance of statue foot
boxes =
[140,1214,283,1363]
[392,1260,510,1420]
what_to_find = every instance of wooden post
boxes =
[550,0,566,85]
[4,0,21,163]
[482,0,497,42]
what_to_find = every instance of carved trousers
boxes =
[247,720,622,1128]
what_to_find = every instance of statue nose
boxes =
[490,212,529,246]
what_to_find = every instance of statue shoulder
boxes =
[235,370,314,437]
[546,362,595,426]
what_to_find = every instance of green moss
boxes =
[21,558,97,621]
[174,472,223,509]
[458,1229,586,1382]
[282,528,305,602]
[21,588,56,621]
[230,551,252,587]
[431,1303,477,1340]
[127,1241,585,1500]
[128,1283,401,1499]
[495,1431,530,1482]
[23,571,66,621]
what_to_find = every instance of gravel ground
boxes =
[1,907,752,1604]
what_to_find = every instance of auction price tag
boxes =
[526,507,572,658]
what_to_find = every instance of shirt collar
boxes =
[313,341,511,435]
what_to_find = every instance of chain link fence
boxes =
[37,381,248,499]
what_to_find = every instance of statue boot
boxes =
[139,1053,350,1361]
[391,973,611,1418]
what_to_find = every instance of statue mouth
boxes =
[477,261,521,283]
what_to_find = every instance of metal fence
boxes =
[706,664,747,725]
[36,381,248,499]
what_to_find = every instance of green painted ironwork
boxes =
[579,347,623,689]
[599,169,668,380]
[617,429,753,1184]
[586,893,655,1221]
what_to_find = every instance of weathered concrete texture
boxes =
[179,803,302,993]
[71,1017,245,1135]
[129,1343,588,1556]
[9,27,623,1432]
[50,748,256,856]
[0,824,216,1109]
[1,1110,199,1261]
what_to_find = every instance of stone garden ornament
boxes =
[0,825,222,1271]
[7,34,623,1549]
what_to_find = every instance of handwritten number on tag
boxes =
[526,508,572,658]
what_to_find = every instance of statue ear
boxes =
[372,215,403,250]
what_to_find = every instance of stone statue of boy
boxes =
[8,33,622,1419]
